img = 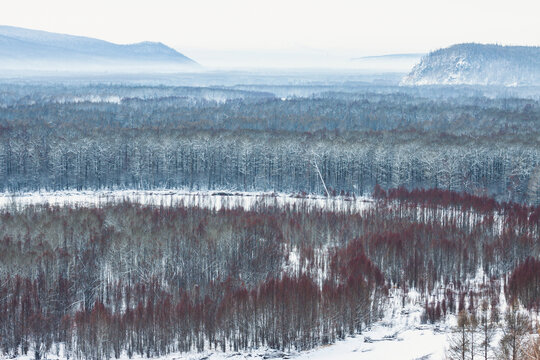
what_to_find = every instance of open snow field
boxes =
[0,189,373,213]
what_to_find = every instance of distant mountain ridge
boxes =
[0,25,198,72]
[401,43,540,86]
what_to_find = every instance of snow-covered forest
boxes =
[0,77,539,360]
[0,83,539,204]
[0,188,539,359]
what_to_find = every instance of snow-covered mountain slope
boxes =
[401,43,540,86]
[0,25,198,72]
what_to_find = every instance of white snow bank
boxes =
[0,190,373,213]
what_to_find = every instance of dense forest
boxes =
[0,189,538,359]
[0,83,539,204]
[1,84,539,134]
[0,129,538,204]
[0,80,539,359]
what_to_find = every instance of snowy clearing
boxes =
[0,189,373,213]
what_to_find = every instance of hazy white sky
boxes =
[1,0,539,67]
